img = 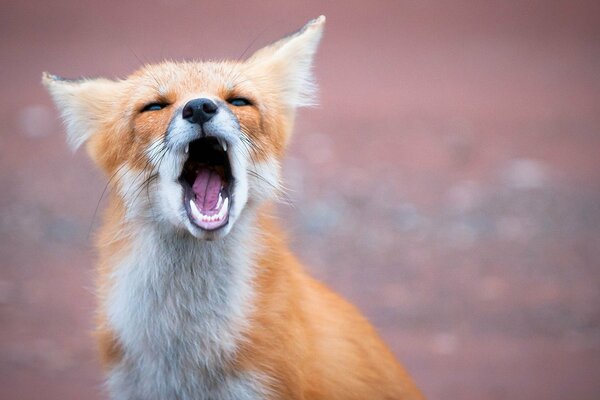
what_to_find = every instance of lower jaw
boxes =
[184,193,231,232]
[189,212,229,231]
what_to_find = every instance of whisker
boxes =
[89,137,167,235]
[88,139,165,237]
[237,25,271,60]
[247,169,294,208]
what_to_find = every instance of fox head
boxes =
[43,16,325,240]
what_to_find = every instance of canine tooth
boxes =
[219,197,229,219]
[218,139,227,152]
[184,144,189,154]
[189,200,201,220]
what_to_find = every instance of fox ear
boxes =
[246,16,326,108]
[42,72,120,150]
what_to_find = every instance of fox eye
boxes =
[227,97,252,107]
[141,102,168,112]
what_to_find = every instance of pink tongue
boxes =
[192,168,223,212]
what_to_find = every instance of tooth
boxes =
[223,142,227,152]
[219,198,229,219]
[184,144,189,154]
[190,200,200,220]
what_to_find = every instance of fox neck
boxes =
[106,200,263,369]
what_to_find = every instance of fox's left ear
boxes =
[42,73,120,150]
[246,16,326,109]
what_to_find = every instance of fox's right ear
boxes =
[42,72,120,150]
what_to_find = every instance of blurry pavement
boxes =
[1,1,599,399]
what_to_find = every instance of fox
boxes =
[42,16,424,400]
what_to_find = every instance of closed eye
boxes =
[141,102,169,112]
[227,97,252,107]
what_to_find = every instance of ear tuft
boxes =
[304,15,326,31]
[42,72,58,84]
[247,16,326,109]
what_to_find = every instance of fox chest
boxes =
[104,238,265,400]
[106,279,266,400]
[107,359,265,400]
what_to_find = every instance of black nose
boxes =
[182,98,218,124]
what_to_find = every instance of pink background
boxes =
[1,1,599,399]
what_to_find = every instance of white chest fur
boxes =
[105,222,267,400]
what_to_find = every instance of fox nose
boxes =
[182,98,218,124]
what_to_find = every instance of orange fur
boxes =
[44,16,424,399]
[233,212,424,399]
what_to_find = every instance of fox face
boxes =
[44,17,325,240]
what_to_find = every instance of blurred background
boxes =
[1,1,599,399]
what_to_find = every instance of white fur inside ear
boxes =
[42,74,118,150]
[247,16,326,109]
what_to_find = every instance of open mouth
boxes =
[180,137,232,231]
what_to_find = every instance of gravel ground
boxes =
[1,1,599,399]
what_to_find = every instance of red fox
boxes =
[43,16,424,400]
